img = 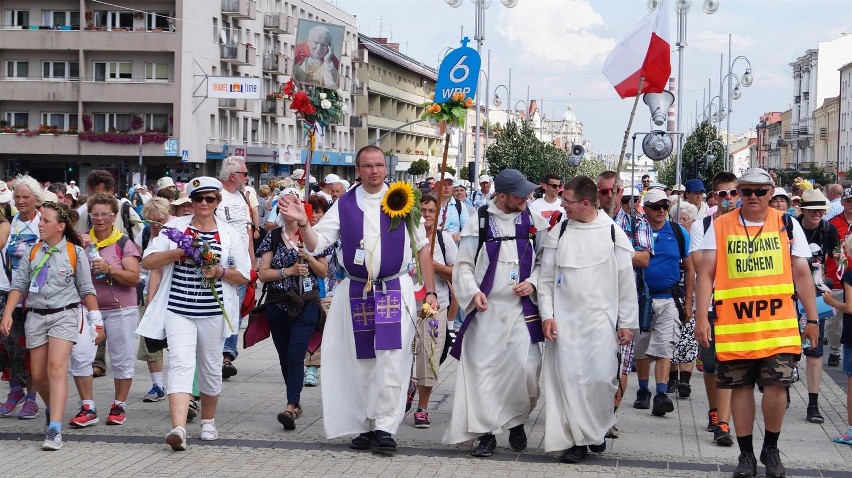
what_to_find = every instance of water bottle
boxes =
[88,244,106,279]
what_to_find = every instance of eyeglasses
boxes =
[740,188,772,198]
[620,196,638,204]
[804,209,826,215]
[234,171,249,176]
[191,196,218,204]
[645,202,670,211]
[597,187,623,196]
[90,213,115,219]
[546,183,562,188]
[561,198,583,205]
[715,188,738,198]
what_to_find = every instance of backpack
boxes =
[121,201,134,243]
[475,205,537,261]
[29,241,78,275]
[702,213,794,242]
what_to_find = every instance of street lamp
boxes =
[724,34,753,166]
[493,67,511,122]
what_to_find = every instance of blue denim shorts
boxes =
[844,345,852,376]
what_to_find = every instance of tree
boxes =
[677,120,725,184]
[407,158,429,177]
[445,165,456,176]
[459,165,470,182]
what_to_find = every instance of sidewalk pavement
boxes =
[0,331,850,477]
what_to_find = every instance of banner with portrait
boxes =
[293,19,345,88]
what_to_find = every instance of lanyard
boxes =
[32,246,58,280]
[739,211,766,258]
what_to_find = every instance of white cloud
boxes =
[495,0,615,69]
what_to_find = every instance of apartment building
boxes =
[0,0,356,190]
[840,62,852,174]
[812,95,839,175]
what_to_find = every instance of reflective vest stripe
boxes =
[714,318,799,336]
[714,284,795,301]
[715,335,802,354]
[715,324,800,344]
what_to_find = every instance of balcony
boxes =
[0,28,179,51]
[79,81,177,104]
[0,79,78,102]
[820,127,828,140]
[221,0,257,20]
[352,48,368,63]
[218,98,248,111]
[221,43,256,66]
[263,13,293,34]
[0,133,165,156]
[262,55,290,75]
[261,99,285,117]
[351,81,367,96]
[799,126,811,137]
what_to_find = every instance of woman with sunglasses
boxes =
[137,177,251,451]
[0,202,101,450]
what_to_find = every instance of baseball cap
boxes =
[157,177,176,190]
[186,176,223,197]
[685,179,705,193]
[626,187,641,197]
[290,168,306,180]
[324,173,341,185]
[643,188,668,205]
[69,180,76,184]
[478,175,492,184]
[737,168,775,187]
[494,169,538,197]
[0,181,12,203]
[439,170,456,182]
[771,187,790,200]
[842,187,852,200]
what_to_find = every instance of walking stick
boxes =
[430,124,451,257]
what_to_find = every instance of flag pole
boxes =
[609,77,645,219]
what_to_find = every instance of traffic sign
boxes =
[181,149,189,163]
[434,37,481,104]
[165,138,179,156]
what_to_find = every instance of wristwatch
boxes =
[425,291,437,298]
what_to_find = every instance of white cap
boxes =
[157,177,176,190]
[478,175,492,183]
[643,188,668,205]
[340,179,351,190]
[324,173,341,185]
[290,168,305,180]
[0,181,12,203]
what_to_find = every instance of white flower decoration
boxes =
[319,92,327,100]
[321,99,332,110]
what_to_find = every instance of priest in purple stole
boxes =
[278,146,438,456]
[443,169,549,458]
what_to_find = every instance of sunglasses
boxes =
[547,183,562,188]
[598,187,623,196]
[620,196,638,204]
[645,202,670,211]
[191,196,218,204]
[715,188,738,198]
[740,188,772,198]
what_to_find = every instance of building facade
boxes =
[813,95,839,175]
[840,62,852,175]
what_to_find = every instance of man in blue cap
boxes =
[685,179,709,219]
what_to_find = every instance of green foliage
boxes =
[445,165,456,176]
[677,120,725,184]
[407,158,430,177]
[459,165,470,182]
[485,121,606,183]
[656,153,678,187]
[776,166,834,189]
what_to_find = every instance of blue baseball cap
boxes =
[685,179,705,193]
[494,169,538,197]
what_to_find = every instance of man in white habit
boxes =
[537,175,638,464]
[278,145,439,456]
[443,169,549,457]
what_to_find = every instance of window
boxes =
[219,116,227,140]
[43,10,80,29]
[40,113,78,131]
[94,62,132,81]
[230,117,238,141]
[145,114,169,132]
[4,112,28,129]
[93,113,132,132]
[145,63,169,81]
[5,9,29,27]
[93,11,132,29]
[145,11,170,30]
[42,61,79,80]
[5,60,28,79]
[212,17,218,42]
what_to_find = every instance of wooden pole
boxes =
[430,126,452,257]
[303,127,315,203]
[609,77,645,219]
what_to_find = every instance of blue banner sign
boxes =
[434,37,481,104]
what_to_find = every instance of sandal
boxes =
[277,410,296,430]
[92,366,106,378]
[293,405,303,419]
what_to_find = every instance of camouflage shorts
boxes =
[716,353,797,389]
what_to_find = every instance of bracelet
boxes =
[806,320,819,325]
[280,268,287,278]
[425,291,437,298]
[220,266,227,279]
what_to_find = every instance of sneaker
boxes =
[677,382,692,398]
[706,409,719,432]
[471,433,497,458]
[651,393,674,416]
[605,425,620,439]
[666,378,678,393]
[508,424,527,452]
[18,398,39,419]
[304,366,319,387]
[0,388,25,416]
[806,406,825,424]
[733,450,757,477]
[69,404,99,428]
[405,378,416,413]
[222,359,237,379]
[41,428,63,451]
[713,422,734,446]
[832,432,852,446]
[200,419,218,441]
[633,388,652,409]
[187,400,198,421]
[413,409,430,429]
[165,426,187,451]
[759,447,786,478]
[143,385,165,402]
[106,404,126,425]
[828,353,840,367]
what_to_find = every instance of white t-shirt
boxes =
[432,230,457,308]
[528,197,565,223]
[216,189,251,249]
[701,214,811,258]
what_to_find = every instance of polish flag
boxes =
[602,0,672,99]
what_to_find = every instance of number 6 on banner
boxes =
[434,37,481,104]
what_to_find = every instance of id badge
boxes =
[29,279,40,294]
[354,248,365,265]
[508,267,520,286]
[556,271,564,287]
[302,276,313,292]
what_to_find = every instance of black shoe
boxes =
[373,430,397,456]
[828,353,840,367]
[222,359,237,379]
[733,450,758,477]
[713,422,734,447]
[806,406,825,424]
[759,447,786,478]
[605,425,619,439]
[186,400,198,421]
[651,393,674,416]
[349,431,375,450]
[677,382,692,398]
[588,441,606,453]
[508,424,527,452]
[559,445,588,464]
[633,388,652,409]
[471,434,497,458]
[666,379,678,393]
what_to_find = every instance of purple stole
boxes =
[450,209,543,360]
[339,185,407,359]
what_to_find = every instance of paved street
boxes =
[1,327,850,477]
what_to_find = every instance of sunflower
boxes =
[382,181,415,220]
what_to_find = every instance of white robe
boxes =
[309,184,428,438]
[537,211,639,452]
[443,201,548,444]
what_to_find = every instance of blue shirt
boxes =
[440,198,469,238]
[645,221,689,297]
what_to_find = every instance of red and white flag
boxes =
[602,0,672,98]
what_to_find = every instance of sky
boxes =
[331,0,852,155]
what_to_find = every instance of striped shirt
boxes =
[167,228,225,317]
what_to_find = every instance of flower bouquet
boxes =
[382,181,423,284]
[421,302,440,377]
[163,227,234,332]
[420,92,475,133]
[281,78,346,134]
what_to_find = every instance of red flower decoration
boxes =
[283,79,296,97]
[529,226,537,239]
[290,90,316,116]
